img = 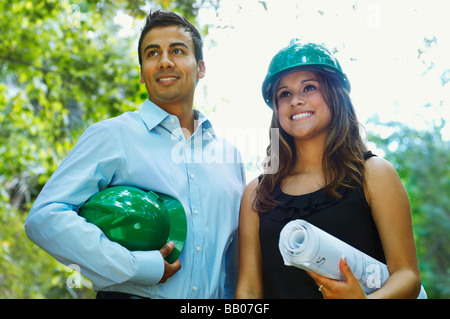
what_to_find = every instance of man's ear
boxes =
[140,68,145,84]
[197,60,206,80]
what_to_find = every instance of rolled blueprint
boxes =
[279,219,427,298]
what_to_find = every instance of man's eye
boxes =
[147,50,159,57]
[173,48,184,54]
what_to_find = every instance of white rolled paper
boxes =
[279,219,427,298]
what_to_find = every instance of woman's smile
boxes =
[291,111,314,121]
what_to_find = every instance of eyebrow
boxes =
[143,42,190,54]
[276,79,319,93]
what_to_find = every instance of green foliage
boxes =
[0,201,95,298]
[369,119,450,298]
[0,0,208,298]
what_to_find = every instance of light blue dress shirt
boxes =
[25,100,246,298]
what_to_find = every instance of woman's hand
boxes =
[307,257,368,299]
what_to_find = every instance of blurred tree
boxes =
[0,0,214,298]
[369,119,450,299]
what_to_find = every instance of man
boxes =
[25,10,245,299]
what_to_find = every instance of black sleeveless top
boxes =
[259,152,385,298]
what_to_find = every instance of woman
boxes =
[236,40,422,299]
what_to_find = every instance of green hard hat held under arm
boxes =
[262,39,351,109]
[79,186,187,264]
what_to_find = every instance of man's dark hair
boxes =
[138,10,203,67]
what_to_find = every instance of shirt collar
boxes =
[193,108,216,139]
[138,99,216,139]
[138,100,170,132]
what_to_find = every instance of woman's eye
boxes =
[303,84,316,92]
[278,91,291,99]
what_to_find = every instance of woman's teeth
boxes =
[292,112,312,120]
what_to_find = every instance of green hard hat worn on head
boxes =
[262,39,351,109]
[79,186,187,264]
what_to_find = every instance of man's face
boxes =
[139,25,205,108]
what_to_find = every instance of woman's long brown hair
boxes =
[253,71,368,213]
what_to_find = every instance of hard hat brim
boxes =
[151,191,187,264]
[262,65,350,109]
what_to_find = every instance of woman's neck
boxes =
[292,138,325,175]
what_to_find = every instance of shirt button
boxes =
[192,285,198,291]
[170,117,175,123]
[190,173,195,179]
[194,209,199,214]
[196,245,201,252]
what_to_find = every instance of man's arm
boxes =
[25,123,164,289]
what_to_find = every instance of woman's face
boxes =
[275,70,332,143]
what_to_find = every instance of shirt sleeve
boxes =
[24,123,164,289]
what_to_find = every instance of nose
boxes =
[291,92,305,107]
[159,52,175,69]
